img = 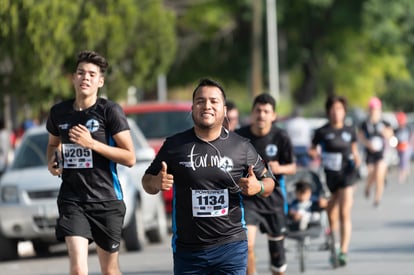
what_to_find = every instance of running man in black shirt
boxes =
[47,51,135,275]
[309,95,361,267]
[236,93,296,275]
[142,78,276,274]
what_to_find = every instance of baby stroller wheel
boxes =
[298,238,306,272]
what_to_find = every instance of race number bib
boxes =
[62,143,93,169]
[370,136,384,152]
[322,152,342,171]
[192,189,229,217]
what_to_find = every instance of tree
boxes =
[0,0,176,126]
[165,0,253,87]
[362,0,414,111]
[273,0,411,108]
[165,0,414,111]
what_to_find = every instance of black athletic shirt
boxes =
[312,123,357,172]
[46,98,130,202]
[360,120,390,158]
[236,125,293,214]
[145,128,268,252]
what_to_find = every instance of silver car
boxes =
[0,119,167,260]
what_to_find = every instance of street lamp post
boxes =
[266,0,280,101]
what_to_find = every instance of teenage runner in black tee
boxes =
[236,93,296,275]
[46,51,135,275]
[309,95,361,267]
[358,97,393,206]
[142,79,276,275]
[47,97,130,202]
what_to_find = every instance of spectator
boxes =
[285,108,312,168]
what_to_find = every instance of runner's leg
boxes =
[374,160,387,205]
[338,185,354,253]
[97,245,122,275]
[365,163,375,198]
[247,224,258,275]
[65,236,89,275]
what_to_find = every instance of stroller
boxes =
[284,169,329,272]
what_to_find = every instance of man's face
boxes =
[251,103,276,131]
[72,62,104,97]
[192,86,226,129]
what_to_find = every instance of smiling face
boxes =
[72,62,104,98]
[192,85,226,130]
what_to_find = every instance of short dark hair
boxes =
[325,95,347,115]
[295,180,312,194]
[226,100,237,111]
[252,93,276,111]
[76,50,109,74]
[192,78,226,101]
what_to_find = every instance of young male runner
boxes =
[47,50,135,275]
[236,93,296,275]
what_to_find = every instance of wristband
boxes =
[256,181,265,197]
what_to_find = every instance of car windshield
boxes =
[12,132,48,169]
[128,111,193,139]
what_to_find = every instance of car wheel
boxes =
[122,204,142,252]
[0,233,18,261]
[32,240,50,257]
[146,197,168,244]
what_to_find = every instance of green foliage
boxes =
[3,0,414,125]
[167,0,251,87]
[0,0,176,121]
[362,0,414,110]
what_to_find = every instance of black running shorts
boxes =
[56,199,126,253]
[325,169,357,194]
[365,152,384,164]
[244,208,287,236]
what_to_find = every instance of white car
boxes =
[0,119,167,260]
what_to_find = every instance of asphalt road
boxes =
[1,166,413,275]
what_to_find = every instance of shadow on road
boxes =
[353,243,414,254]
[384,220,414,228]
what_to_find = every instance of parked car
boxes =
[0,119,168,261]
[123,101,193,218]
[123,101,193,153]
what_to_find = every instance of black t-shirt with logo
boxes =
[236,125,293,214]
[145,128,267,252]
[312,123,357,172]
[360,120,390,158]
[46,98,130,202]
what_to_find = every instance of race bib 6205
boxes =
[62,143,93,169]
